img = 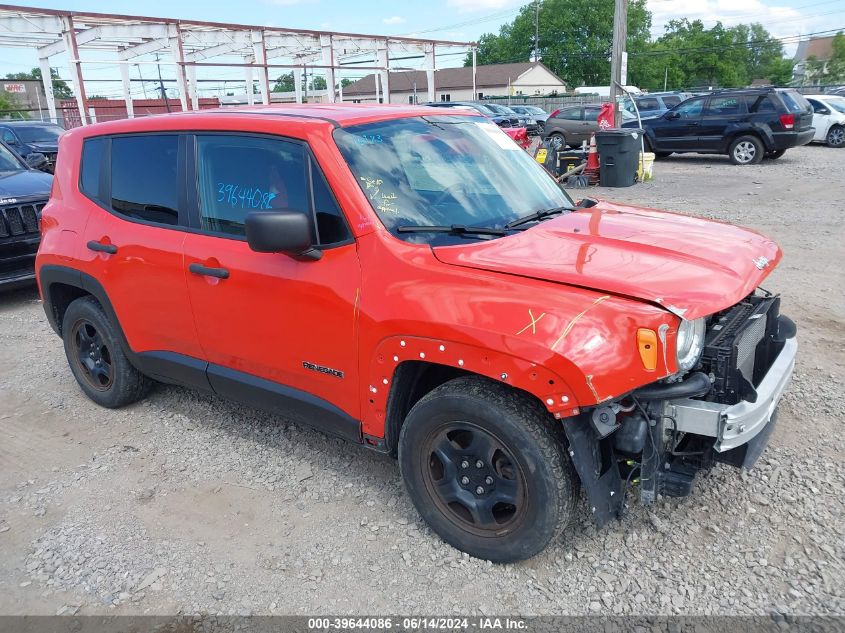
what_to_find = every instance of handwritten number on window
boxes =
[215,183,277,210]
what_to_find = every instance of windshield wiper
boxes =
[504,206,573,229]
[397,224,510,237]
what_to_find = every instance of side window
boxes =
[662,96,681,108]
[705,96,745,116]
[746,95,777,113]
[1,128,15,144]
[807,98,826,113]
[310,158,351,245]
[584,106,600,121]
[637,97,660,111]
[196,135,307,237]
[675,97,704,119]
[80,137,106,201]
[559,107,582,120]
[111,135,179,225]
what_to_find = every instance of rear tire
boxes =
[765,149,786,159]
[398,376,578,563]
[547,132,566,150]
[827,125,844,148]
[62,296,152,408]
[729,135,764,165]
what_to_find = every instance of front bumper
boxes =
[664,336,797,453]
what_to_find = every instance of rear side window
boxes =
[80,137,106,201]
[111,135,179,225]
[745,95,777,113]
[559,108,582,120]
[636,97,660,111]
[780,90,810,113]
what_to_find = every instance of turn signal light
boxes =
[637,328,658,371]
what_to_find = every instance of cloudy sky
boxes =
[2,0,843,98]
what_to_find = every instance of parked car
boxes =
[542,104,635,148]
[0,121,64,173]
[425,101,516,128]
[508,105,549,134]
[425,102,530,148]
[481,103,538,134]
[37,104,796,563]
[621,92,694,119]
[804,94,845,147]
[0,140,53,289]
[622,88,815,164]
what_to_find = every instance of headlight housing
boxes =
[676,318,706,373]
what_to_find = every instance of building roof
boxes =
[343,62,563,96]
[794,35,836,61]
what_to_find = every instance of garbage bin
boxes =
[595,128,643,187]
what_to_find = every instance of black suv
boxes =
[0,140,52,288]
[0,121,64,173]
[624,88,815,164]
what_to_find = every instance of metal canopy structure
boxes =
[0,4,476,125]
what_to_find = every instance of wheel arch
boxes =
[724,125,773,152]
[364,335,580,452]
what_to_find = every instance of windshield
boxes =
[826,97,845,114]
[13,125,62,144]
[0,143,24,171]
[333,115,573,244]
[486,104,515,115]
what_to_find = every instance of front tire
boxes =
[62,296,152,408]
[729,135,764,165]
[398,376,578,563]
[827,125,844,148]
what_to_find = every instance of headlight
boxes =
[676,318,706,373]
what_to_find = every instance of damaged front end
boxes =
[562,291,798,527]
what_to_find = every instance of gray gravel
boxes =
[0,144,843,617]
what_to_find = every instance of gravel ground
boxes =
[0,144,843,618]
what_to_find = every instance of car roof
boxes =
[67,103,485,137]
[2,121,63,127]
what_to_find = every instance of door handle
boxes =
[87,240,117,254]
[189,262,229,279]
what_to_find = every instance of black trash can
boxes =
[555,149,587,177]
[595,128,643,187]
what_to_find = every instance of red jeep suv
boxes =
[36,105,797,562]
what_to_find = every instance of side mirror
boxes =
[665,111,681,120]
[25,152,48,170]
[6,137,20,146]
[817,108,830,115]
[245,210,321,260]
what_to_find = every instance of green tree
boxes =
[807,31,845,83]
[466,0,652,89]
[5,67,73,99]
[341,78,354,88]
[0,90,26,118]
[272,71,296,92]
[309,76,327,91]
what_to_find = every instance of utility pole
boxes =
[609,0,628,127]
[155,53,171,112]
[533,0,540,62]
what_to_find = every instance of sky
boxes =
[2,0,844,99]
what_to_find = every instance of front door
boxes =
[182,133,361,436]
[652,96,705,151]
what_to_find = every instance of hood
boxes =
[432,201,781,320]
[28,142,59,153]
[0,169,53,200]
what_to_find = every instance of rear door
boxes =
[181,132,361,432]
[580,106,602,144]
[77,133,205,379]
[699,94,746,151]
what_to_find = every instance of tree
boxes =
[309,76,327,91]
[272,71,296,92]
[5,67,73,99]
[340,78,354,88]
[466,0,652,89]
[0,91,26,118]
[806,31,845,83]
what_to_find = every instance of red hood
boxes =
[433,201,781,320]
